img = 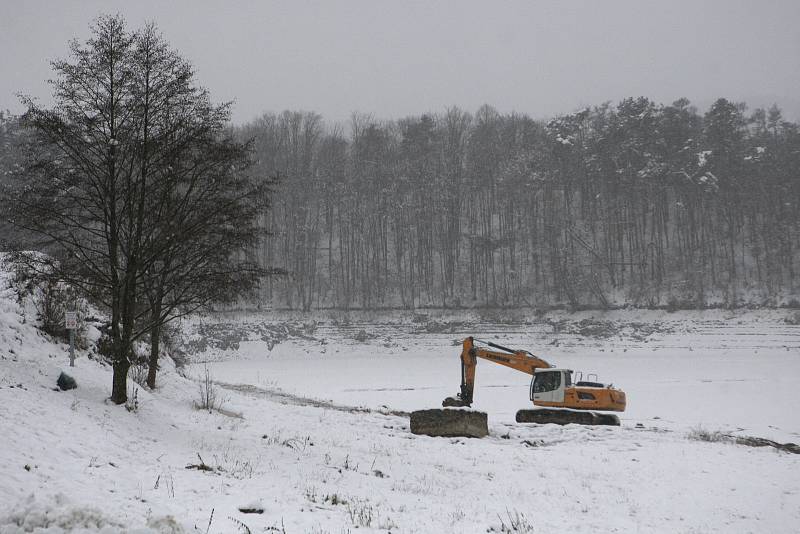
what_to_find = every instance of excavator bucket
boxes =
[410,409,489,438]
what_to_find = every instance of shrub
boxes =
[34,279,89,349]
[8,254,89,347]
[129,356,149,387]
[784,311,800,325]
[126,385,139,413]
[346,501,374,528]
[195,365,225,412]
[687,426,731,443]
[489,509,534,533]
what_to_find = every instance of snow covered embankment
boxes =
[0,259,191,532]
[0,257,799,532]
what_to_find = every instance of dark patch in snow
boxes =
[56,372,76,391]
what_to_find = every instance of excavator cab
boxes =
[531,369,571,404]
[530,368,626,412]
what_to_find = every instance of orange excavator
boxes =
[443,337,626,425]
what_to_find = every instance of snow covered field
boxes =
[2,283,799,532]
[193,310,800,443]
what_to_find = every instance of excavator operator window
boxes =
[533,371,561,393]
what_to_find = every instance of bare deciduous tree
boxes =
[4,15,272,402]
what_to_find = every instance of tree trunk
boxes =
[146,322,161,389]
[110,357,130,404]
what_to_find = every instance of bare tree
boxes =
[5,15,272,402]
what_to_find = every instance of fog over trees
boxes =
[239,99,800,310]
[2,28,799,313]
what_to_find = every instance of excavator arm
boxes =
[443,337,553,407]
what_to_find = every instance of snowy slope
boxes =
[1,261,799,533]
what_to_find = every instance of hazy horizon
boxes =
[2,0,799,125]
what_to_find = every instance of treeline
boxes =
[238,98,800,310]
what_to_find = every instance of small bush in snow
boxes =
[489,509,534,533]
[228,516,252,534]
[323,493,348,506]
[687,426,731,443]
[346,501,374,528]
[126,385,139,413]
[32,278,89,349]
[353,329,372,342]
[448,508,466,524]
[212,445,258,479]
[129,357,149,387]
[784,311,800,325]
[9,261,36,308]
[342,499,395,530]
[304,486,318,503]
[195,365,224,412]
[95,331,115,361]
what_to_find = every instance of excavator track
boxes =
[516,408,620,426]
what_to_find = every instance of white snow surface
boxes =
[1,260,799,532]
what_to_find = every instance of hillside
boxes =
[1,261,799,533]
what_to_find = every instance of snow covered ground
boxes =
[1,267,799,533]
[191,309,800,443]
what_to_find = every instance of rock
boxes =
[238,501,264,514]
[56,372,77,391]
[410,409,488,438]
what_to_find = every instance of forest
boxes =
[3,97,799,311]
[235,98,800,310]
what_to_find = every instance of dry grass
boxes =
[195,365,226,412]
[489,509,534,533]
[687,426,732,443]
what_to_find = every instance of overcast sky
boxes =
[2,0,799,125]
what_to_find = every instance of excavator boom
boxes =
[443,337,551,407]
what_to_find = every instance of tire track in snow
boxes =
[215,380,410,418]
